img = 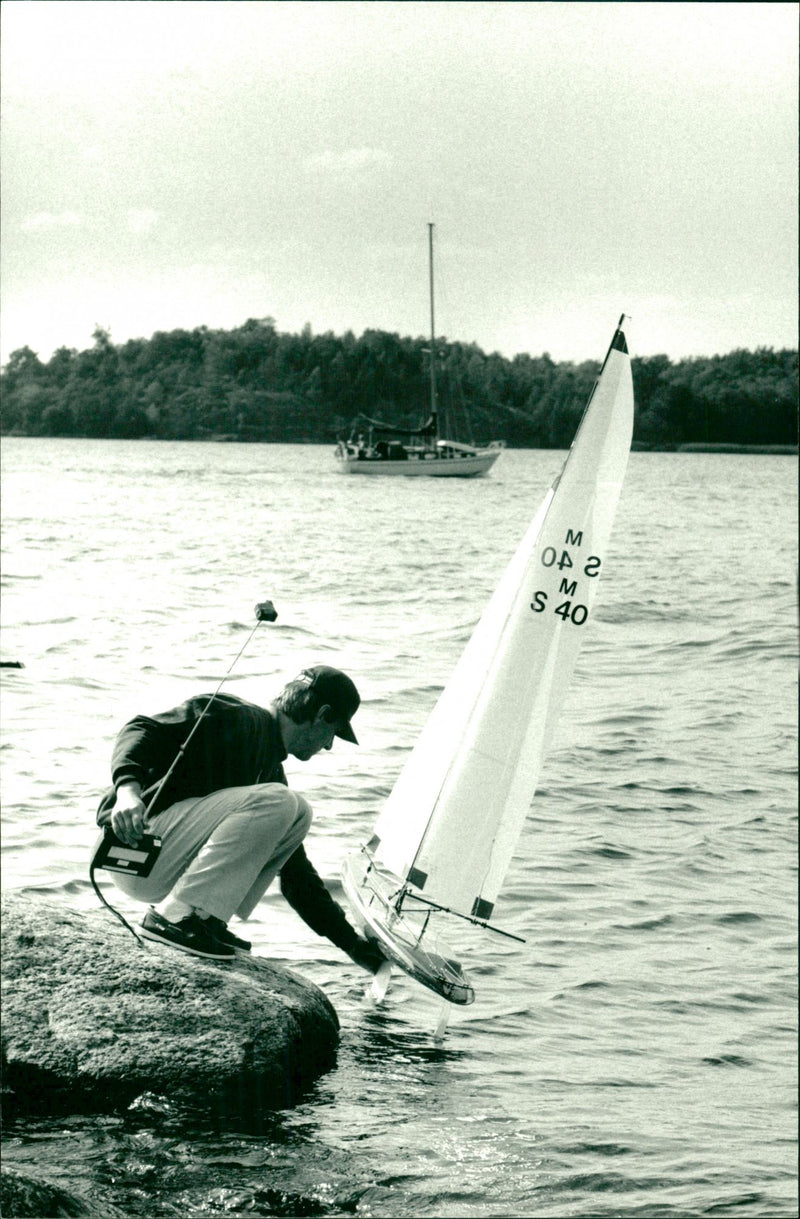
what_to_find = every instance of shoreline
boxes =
[1,433,796,455]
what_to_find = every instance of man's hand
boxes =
[347,935,387,974]
[110,781,146,846]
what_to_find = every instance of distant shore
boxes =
[2,324,796,451]
[3,433,797,455]
[674,443,797,455]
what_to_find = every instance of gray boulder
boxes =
[0,1166,120,1219]
[1,891,339,1118]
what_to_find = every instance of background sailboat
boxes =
[343,315,634,1014]
[335,224,503,477]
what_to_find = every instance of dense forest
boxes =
[1,319,796,450]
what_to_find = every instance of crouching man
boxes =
[95,664,384,969]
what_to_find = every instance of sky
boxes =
[1,0,797,366]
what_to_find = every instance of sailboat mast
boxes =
[428,222,438,440]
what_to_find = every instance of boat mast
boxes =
[428,222,438,442]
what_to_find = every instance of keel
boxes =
[367,960,393,1004]
[433,1000,451,1041]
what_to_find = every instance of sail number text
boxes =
[531,529,601,627]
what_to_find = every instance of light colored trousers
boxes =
[111,783,312,923]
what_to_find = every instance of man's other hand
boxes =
[347,935,387,973]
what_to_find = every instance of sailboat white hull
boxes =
[336,446,501,477]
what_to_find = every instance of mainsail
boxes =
[365,316,634,924]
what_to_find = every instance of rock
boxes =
[1,891,339,1119]
[0,1167,95,1217]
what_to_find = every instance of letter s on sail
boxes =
[531,591,548,613]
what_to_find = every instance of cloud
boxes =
[21,211,82,232]
[126,209,159,234]
[304,147,392,175]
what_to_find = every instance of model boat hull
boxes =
[342,852,475,1004]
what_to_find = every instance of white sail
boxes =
[368,317,634,921]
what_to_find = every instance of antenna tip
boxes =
[255,600,278,622]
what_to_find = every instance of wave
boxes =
[700,1054,754,1067]
[599,600,693,624]
[611,915,675,932]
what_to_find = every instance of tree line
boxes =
[1,319,796,449]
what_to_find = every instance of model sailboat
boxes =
[335,224,503,477]
[342,315,634,1016]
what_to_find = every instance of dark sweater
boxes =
[96,693,361,954]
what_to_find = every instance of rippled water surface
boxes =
[1,438,797,1218]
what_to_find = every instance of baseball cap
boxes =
[299,665,360,744]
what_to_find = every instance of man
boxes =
[96,664,384,970]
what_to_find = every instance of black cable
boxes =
[89,852,145,946]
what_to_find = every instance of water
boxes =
[1,438,797,1218]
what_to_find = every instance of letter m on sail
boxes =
[559,578,578,596]
[565,530,583,546]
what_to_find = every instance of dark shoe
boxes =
[140,908,235,960]
[205,916,251,953]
